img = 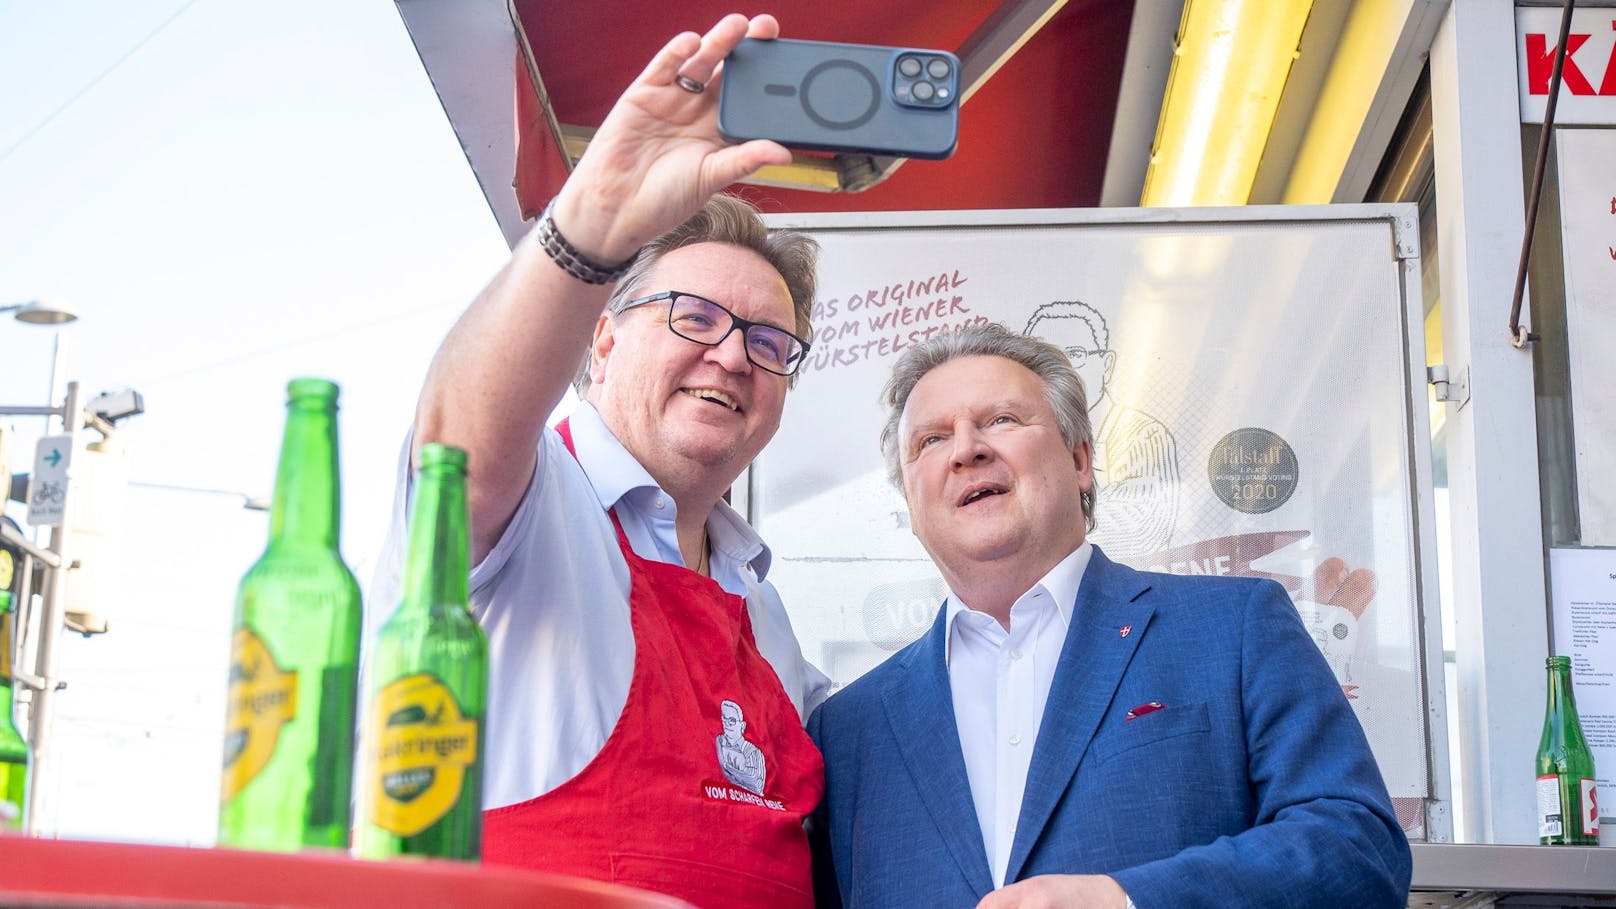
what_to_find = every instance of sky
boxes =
[0,0,510,843]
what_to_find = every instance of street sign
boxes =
[27,435,72,527]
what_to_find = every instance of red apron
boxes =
[482,422,824,909]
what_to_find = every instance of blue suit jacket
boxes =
[808,548,1411,908]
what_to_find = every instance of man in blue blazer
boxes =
[808,324,1411,908]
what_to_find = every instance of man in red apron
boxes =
[373,14,827,908]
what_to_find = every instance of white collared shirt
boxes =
[945,542,1092,888]
[369,403,830,810]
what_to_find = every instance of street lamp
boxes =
[1,301,78,326]
[4,300,79,432]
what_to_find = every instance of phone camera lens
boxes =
[892,51,955,109]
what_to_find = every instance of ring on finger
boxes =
[674,74,706,94]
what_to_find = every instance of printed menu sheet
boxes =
[1550,546,1616,796]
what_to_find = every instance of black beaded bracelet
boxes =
[535,200,637,285]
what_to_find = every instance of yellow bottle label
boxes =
[220,626,299,802]
[366,672,478,837]
[1,613,12,682]
[1,549,14,681]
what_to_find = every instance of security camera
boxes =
[88,389,144,423]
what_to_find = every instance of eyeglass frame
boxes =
[614,290,813,377]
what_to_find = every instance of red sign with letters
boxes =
[1517,8,1616,123]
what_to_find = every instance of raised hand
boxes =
[550,14,793,265]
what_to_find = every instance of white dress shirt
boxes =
[946,542,1093,888]
[368,403,830,809]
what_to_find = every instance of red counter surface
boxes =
[0,836,697,909]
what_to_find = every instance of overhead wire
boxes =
[0,0,204,165]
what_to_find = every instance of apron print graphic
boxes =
[701,699,786,811]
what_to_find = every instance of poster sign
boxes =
[1517,7,1616,125]
[1556,129,1616,546]
[27,434,72,527]
[755,208,1437,822]
[1549,546,1616,798]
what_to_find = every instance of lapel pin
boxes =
[1119,625,1132,638]
[1125,701,1165,721]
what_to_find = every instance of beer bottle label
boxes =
[367,672,478,836]
[1537,774,1564,838]
[1,612,12,683]
[1583,778,1600,838]
[1,754,23,830]
[221,626,299,802]
[1,550,13,681]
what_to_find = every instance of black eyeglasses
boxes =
[617,291,811,377]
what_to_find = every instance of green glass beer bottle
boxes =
[1537,655,1599,845]
[355,443,486,860]
[0,590,30,831]
[218,378,362,851]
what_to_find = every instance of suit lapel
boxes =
[881,606,996,899]
[1004,549,1155,882]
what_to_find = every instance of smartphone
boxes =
[718,38,961,160]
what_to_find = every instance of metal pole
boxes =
[1507,0,1574,348]
[23,381,80,836]
[45,332,68,434]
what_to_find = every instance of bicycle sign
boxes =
[28,435,72,527]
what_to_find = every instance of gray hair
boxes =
[879,322,1097,528]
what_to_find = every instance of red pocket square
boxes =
[1125,701,1165,722]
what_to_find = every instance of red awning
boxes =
[509,1,1134,218]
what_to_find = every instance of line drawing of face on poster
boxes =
[1023,301,1180,556]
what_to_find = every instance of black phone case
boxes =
[718,38,960,160]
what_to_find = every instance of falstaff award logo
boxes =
[221,626,298,801]
[1208,427,1299,515]
[367,672,478,836]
